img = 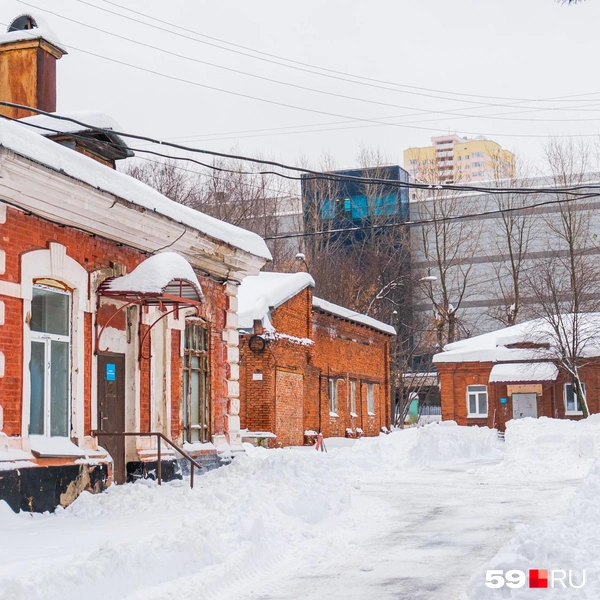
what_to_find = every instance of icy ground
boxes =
[1,418,599,600]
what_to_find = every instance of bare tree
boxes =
[526,139,600,417]
[123,156,301,269]
[413,159,483,347]
[487,153,535,326]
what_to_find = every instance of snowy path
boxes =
[0,423,592,600]
[230,461,579,600]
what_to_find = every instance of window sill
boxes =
[565,411,583,416]
[29,435,87,458]
[467,414,488,419]
[350,412,358,418]
[329,412,339,418]
[367,412,376,417]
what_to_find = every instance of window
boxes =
[350,380,357,415]
[464,154,470,160]
[29,284,71,437]
[472,152,484,158]
[467,385,487,417]
[328,378,338,414]
[367,383,375,414]
[183,320,210,442]
[564,382,586,415]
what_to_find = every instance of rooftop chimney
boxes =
[0,14,67,120]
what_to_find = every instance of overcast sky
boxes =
[2,0,599,173]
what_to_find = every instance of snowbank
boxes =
[466,460,600,599]
[409,421,502,464]
[0,447,357,600]
[498,416,600,479]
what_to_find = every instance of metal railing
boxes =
[92,430,204,488]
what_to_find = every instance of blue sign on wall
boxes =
[500,397,507,404]
[106,363,116,381]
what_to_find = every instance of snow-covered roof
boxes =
[312,297,397,335]
[238,272,315,330]
[433,313,600,364]
[19,110,125,137]
[103,252,203,300]
[489,362,559,384]
[0,118,271,260]
[0,13,67,54]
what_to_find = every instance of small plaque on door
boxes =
[106,363,116,381]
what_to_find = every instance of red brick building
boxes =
[237,273,395,446]
[0,19,270,511]
[433,316,600,431]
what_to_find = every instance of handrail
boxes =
[91,430,204,488]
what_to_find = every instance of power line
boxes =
[19,2,600,123]
[4,17,600,142]
[26,0,597,121]
[5,102,600,196]
[5,107,600,244]
[75,0,600,107]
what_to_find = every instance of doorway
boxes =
[512,393,537,419]
[97,353,126,483]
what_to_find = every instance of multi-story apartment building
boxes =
[404,134,515,184]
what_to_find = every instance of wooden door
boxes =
[98,353,126,484]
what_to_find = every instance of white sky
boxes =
[2,0,599,173]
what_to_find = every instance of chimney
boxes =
[0,14,67,120]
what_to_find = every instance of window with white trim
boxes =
[367,383,375,414]
[467,385,487,417]
[29,284,71,437]
[328,378,338,414]
[183,320,210,443]
[350,380,357,415]
[564,382,586,415]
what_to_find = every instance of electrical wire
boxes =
[3,18,600,142]
[77,0,600,107]
[5,102,600,196]
[19,1,600,124]
[6,107,600,247]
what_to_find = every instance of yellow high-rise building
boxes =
[404,134,515,184]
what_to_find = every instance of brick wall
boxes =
[438,358,600,430]
[0,205,232,446]
[239,286,393,445]
[310,309,391,438]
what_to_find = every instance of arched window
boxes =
[29,283,71,437]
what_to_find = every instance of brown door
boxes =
[98,353,126,484]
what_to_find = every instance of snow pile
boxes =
[0,447,359,600]
[312,296,397,335]
[237,272,315,330]
[466,460,600,599]
[409,421,502,464]
[105,252,203,297]
[0,119,271,259]
[20,111,125,137]
[0,13,67,53]
[498,416,600,479]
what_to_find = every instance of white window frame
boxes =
[30,284,72,437]
[367,383,376,415]
[350,380,357,416]
[328,378,338,416]
[467,385,488,418]
[564,382,586,415]
[21,245,89,445]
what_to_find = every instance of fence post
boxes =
[157,434,162,486]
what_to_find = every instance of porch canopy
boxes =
[98,252,204,305]
[489,362,558,384]
[96,252,203,354]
